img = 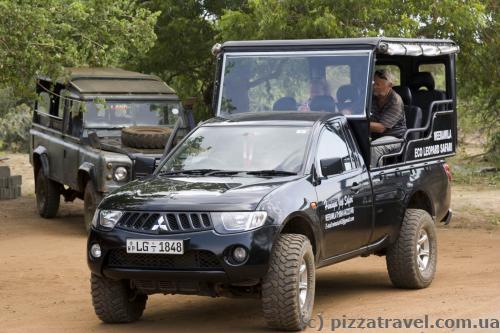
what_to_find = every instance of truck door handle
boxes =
[350,182,362,192]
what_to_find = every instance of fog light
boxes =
[232,246,247,263]
[90,244,102,258]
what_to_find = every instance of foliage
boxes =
[0,0,159,98]
[0,104,33,152]
[133,0,246,120]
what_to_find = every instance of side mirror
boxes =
[133,156,156,180]
[181,97,196,112]
[320,157,344,177]
[88,131,101,150]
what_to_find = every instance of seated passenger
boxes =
[299,79,334,112]
[370,69,407,167]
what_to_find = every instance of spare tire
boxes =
[121,126,173,149]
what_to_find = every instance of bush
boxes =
[0,104,33,152]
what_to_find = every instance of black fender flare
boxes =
[33,146,50,177]
[404,189,436,220]
[277,211,321,261]
[78,162,98,192]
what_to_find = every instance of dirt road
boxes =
[0,154,499,333]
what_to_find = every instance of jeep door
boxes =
[60,92,82,189]
[314,121,372,258]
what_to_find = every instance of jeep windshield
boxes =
[159,125,312,175]
[83,100,180,128]
[217,51,371,117]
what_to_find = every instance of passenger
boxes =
[370,69,406,167]
[299,79,333,112]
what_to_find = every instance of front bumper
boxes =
[87,225,279,285]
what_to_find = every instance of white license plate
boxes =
[126,239,184,254]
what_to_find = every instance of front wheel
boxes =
[35,168,60,218]
[386,208,438,289]
[90,274,147,323]
[84,181,102,233]
[262,234,315,331]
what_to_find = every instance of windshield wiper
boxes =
[159,169,220,176]
[205,170,242,176]
[246,170,298,177]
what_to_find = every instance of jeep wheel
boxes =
[84,182,102,233]
[35,168,60,218]
[121,126,172,149]
[262,234,315,331]
[386,208,437,289]
[90,274,147,323]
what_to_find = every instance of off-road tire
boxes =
[35,168,60,218]
[84,181,102,233]
[90,274,147,323]
[262,234,315,331]
[386,208,437,289]
[121,126,172,149]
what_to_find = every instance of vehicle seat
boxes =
[273,97,297,111]
[336,84,362,115]
[409,72,446,127]
[310,95,336,112]
[393,86,423,140]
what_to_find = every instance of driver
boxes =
[369,69,406,166]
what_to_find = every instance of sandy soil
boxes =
[0,153,499,333]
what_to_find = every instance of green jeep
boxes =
[30,68,194,231]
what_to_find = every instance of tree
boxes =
[133,0,246,120]
[0,0,159,99]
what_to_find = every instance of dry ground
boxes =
[0,153,499,333]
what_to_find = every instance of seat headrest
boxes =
[392,86,412,105]
[310,95,336,112]
[336,84,358,103]
[410,72,435,91]
[273,97,297,111]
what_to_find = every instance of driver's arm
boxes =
[370,121,386,133]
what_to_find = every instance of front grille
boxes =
[107,249,222,270]
[116,211,213,234]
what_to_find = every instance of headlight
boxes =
[211,211,268,234]
[114,166,128,181]
[97,210,123,230]
[91,210,100,228]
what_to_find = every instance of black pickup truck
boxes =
[87,37,457,330]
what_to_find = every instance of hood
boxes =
[100,174,303,211]
[98,136,164,155]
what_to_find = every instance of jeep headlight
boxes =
[211,211,268,234]
[93,210,123,230]
[114,166,128,182]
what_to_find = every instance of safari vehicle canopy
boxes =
[211,37,459,168]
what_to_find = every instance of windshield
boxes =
[160,125,312,174]
[83,100,180,128]
[218,51,371,117]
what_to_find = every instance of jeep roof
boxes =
[37,67,176,97]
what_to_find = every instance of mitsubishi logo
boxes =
[151,215,168,231]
